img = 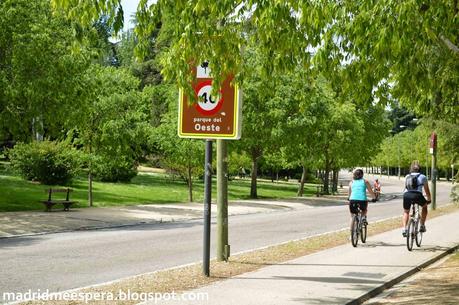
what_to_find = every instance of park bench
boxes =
[41,188,75,212]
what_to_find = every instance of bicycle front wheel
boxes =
[360,222,367,243]
[351,216,359,247]
[415,220,423,247]
[406,219,415,251]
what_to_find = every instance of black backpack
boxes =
[405,174,419,191]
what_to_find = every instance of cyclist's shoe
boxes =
[362,217,368,225]
[420,225,426,233]
[402,229,407,237]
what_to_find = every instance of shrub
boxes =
[8,141,81,185]
[92,155,138,182]
[452,185,459,204]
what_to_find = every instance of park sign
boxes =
[429,132,437,155]
[178,64,242,139]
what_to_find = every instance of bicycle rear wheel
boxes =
[406,219,415,251]
[415,220,423,247]
[360,222,367,243]
[351,216,359,247]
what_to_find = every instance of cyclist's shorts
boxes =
[403,191,427,210]
[349,200,368,214]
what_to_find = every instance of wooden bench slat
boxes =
[44,189,73,193]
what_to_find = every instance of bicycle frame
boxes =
[350,203,367,247]
[406,202,422,251]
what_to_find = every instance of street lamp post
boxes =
[397,125,407,179]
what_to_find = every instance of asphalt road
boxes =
[0,177,454,300]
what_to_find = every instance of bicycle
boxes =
[406,200,431,251]
[372,187,380,201]
[350,203,367,247]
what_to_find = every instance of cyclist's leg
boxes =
[349,201,358,230]
[360,201,368,224]
[416,193,428,231]
[402,192,413,235]
[421,205,428,224]
[415,193,428,225]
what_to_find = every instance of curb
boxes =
[0,220,167,240]
[345,242,459,305]
[0,195,344,240]
[0,203,294,240]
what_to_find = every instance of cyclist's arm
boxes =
[424,182,432,202]
[365,180,376,199]
[348,181,352,201]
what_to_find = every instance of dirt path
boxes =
[366,250,459,305]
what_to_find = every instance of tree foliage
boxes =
[8,141,81,185]
[74,65,152,182]
[374,119,459,173]
[152,85,204,202]
[52,1,458,121]
[322,1,459,121]
[0,0,90,141]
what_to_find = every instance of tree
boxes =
[51,1,330,91]
[267,71,327,196]
[227,149,251,179]
[321,1,459,121]
[88,16,121,67]
[235,49,280,198]
[152,85,204,202]
[74,65,151,204]
[0,0,90,141]
[318,101,364,193]
[52,1,458,121]
[373,118,459,178]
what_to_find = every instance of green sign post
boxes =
[430,132,437,210]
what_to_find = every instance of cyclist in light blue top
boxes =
[348,169,376,228]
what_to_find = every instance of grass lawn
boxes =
[0,165,315,212]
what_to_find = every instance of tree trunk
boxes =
[332,169,339,193]
[88,142,93,207]
[297,165,307,197]
[250,154,258,199]
[88,171,93,207]
[187,165,193,202]
[323,162,331,194]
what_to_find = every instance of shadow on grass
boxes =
[369,279,459,305]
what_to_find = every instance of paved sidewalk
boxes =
[0,195,347,238]
[143,211,459,305]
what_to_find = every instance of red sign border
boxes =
[194,80,224,116]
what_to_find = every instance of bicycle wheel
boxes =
[360,222,367,243]
[415,220,423,247]
[351,216,359,247]
[406,219,415,251]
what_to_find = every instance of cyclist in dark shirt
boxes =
[402,162,431,237]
